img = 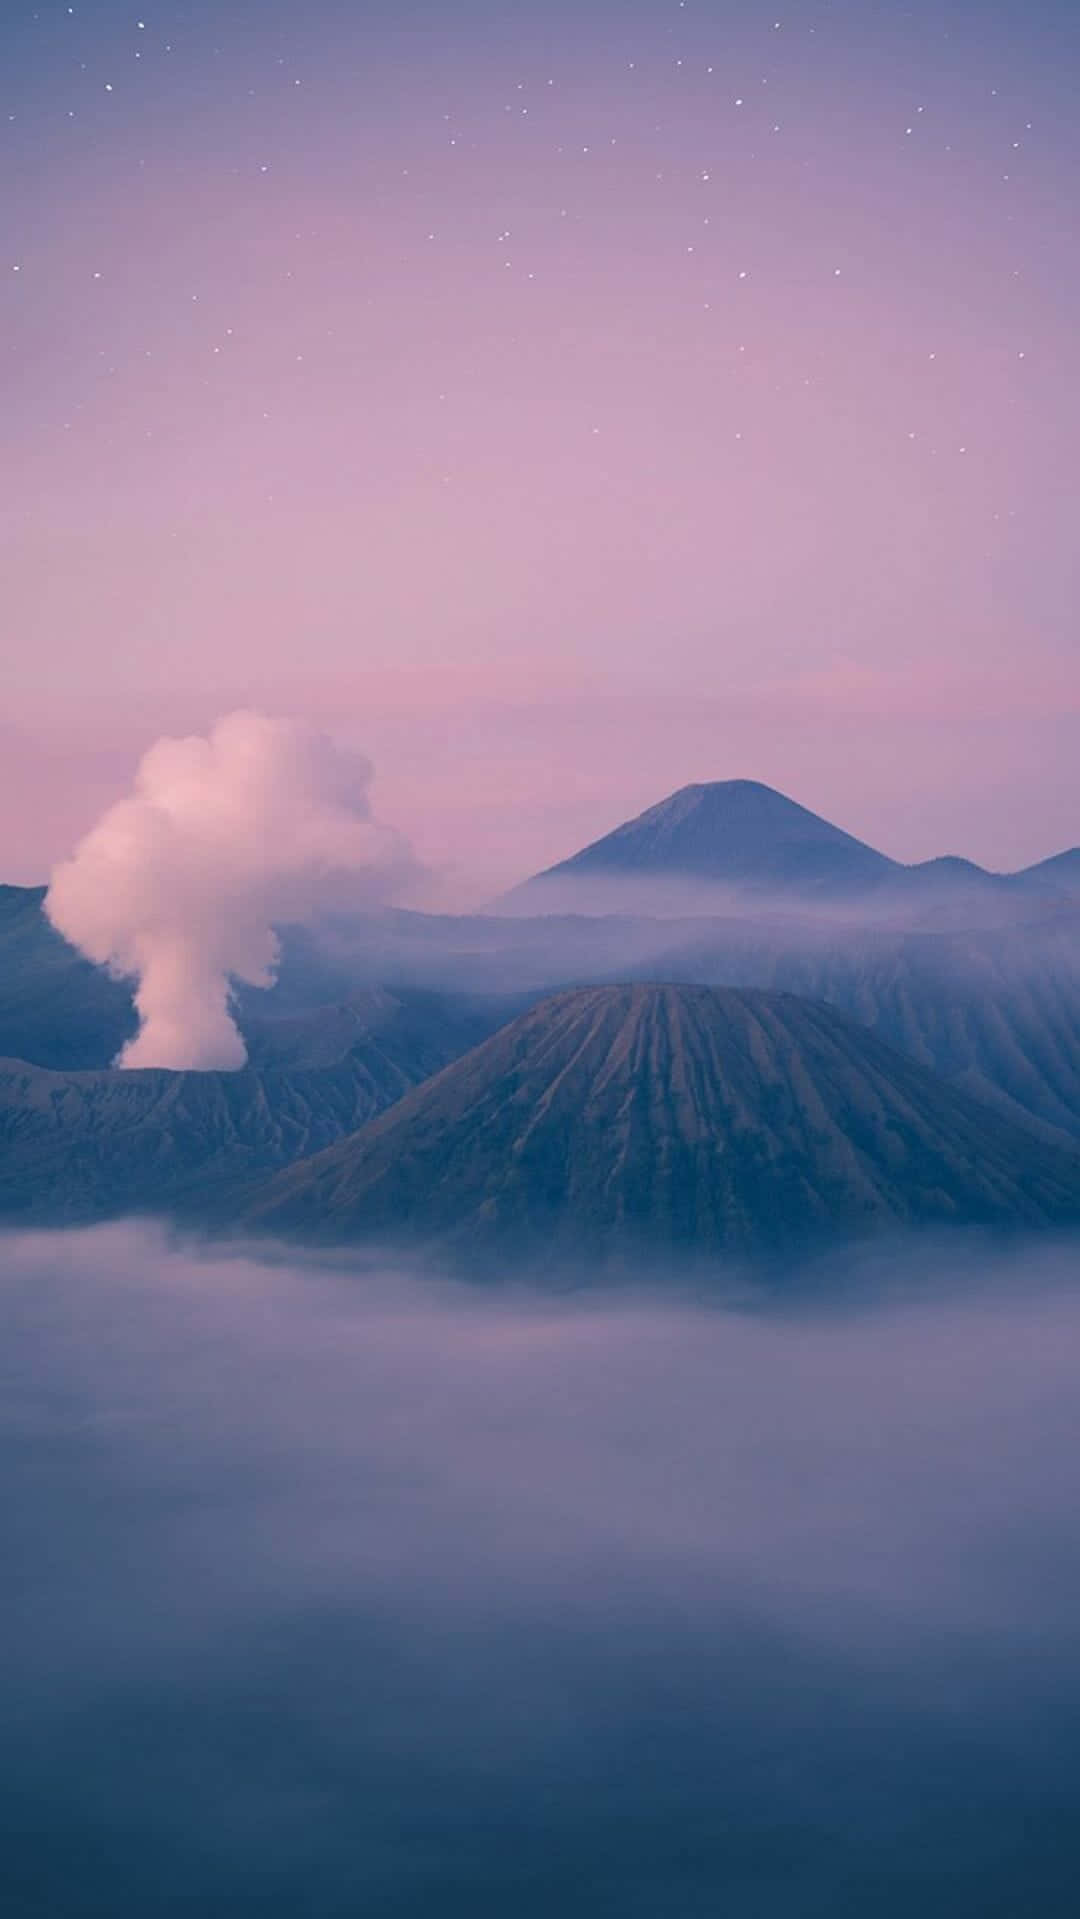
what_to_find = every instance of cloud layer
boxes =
[3,1225,1080,1915]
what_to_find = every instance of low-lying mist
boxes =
[491,866,1080,933]
[3,1225,1080,1916]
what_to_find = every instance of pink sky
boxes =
[3,1,1077,895]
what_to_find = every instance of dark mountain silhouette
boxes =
[241,985,1080,1261]
[497,780,1080,919]
[500,781,898,912]
[1016,847,1080,893]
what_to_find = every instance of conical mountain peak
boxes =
[242,984,1080,1262]
[501,781,897,913]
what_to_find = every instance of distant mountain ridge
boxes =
[2,781,1078,1257]
[499,780,1080,917]
[622,911,1080,1145]
[241,984,1080,1262]
[4,852,1079,1158]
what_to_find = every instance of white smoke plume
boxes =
[45,710,414,1071]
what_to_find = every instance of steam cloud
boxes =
[45,710,413,1070]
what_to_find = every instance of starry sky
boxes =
[3,0,1078,897]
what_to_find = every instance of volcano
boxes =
[496,781,1080,920]
[242,983,1080,1262]
[498,780,899,913]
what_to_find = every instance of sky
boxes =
[2,0,1078,895]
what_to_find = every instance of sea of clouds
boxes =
[3,1224,1080,1916]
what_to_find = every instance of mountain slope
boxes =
[501,781,898,913]
[0,990,496,1224]
[243,985,1080,1259]
[497,781,1080,921]
[1014,847,1080,893]
[0,884,136,1067]
[629,912,1080,1145]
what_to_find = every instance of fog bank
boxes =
[3,1225,1080,1915]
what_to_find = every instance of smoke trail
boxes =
[45,711,414,1069]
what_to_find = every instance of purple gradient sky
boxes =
[3,0,1077,897]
